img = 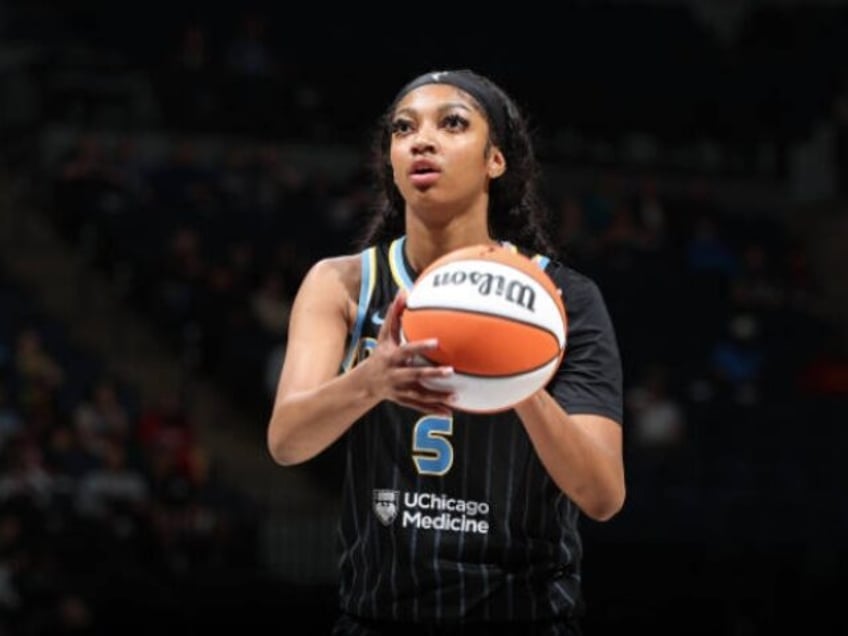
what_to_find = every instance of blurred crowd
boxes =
[0,269,268,634]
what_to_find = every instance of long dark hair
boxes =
[356,70,557,257]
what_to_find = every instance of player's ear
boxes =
[487,147,506,179]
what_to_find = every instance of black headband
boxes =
[391,70,508,144]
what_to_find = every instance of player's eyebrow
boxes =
[393,102,474,119]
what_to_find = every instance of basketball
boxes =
[400,244,567,413]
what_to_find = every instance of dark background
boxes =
[1,1,847,634]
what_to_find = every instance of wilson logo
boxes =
[432,270,536,311]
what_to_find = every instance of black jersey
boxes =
[336,236,622,624]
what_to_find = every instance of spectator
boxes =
[73,378,131,460]
[626,364,686,451]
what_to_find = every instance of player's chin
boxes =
[403,186,451,208]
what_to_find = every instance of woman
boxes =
[267,69,625,635]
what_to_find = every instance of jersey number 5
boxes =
[412,416,454,476]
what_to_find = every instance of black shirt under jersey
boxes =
[335,236,622,624]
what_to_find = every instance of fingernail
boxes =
[441,367,454,376]
[425,339,439,348]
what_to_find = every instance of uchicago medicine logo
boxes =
[373,489,491,534]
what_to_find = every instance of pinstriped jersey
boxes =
[336,235,623,624]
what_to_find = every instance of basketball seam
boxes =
[416,351,563,379]
[403,306,565,347]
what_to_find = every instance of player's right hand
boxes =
[366,289,455,415]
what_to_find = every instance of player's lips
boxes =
[409,160,441,187]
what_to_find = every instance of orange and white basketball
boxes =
[401,244,567,413]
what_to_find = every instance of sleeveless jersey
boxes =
[336,235,623,624]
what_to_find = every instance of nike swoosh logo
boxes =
[371,312,385,325]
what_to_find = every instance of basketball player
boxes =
[267,69,624,635]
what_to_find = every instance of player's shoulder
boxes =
[513,244,596,292]
[301,251,363,299]
[546,258,595,289]
[308,251,360,277]
[538,255,608,314]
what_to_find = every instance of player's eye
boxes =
[391,118,414,136]
[442,113,469,131]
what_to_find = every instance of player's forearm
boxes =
[267,362,381,466]
[515,391,625,522]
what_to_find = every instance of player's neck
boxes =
[404,220,494,273]
[405,205,495,272]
